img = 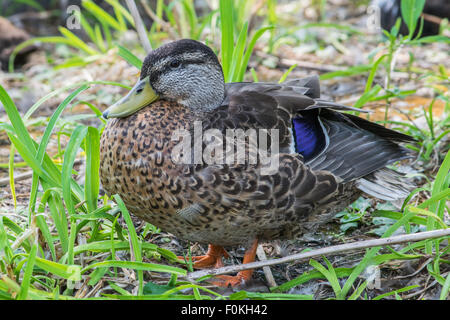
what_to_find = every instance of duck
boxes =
[99,39,414,287]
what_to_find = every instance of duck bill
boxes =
[102,76,159,118]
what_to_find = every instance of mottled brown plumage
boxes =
[100,39,414,286]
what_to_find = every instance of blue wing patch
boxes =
[292,110,327,161]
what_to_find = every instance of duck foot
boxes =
[179,244,229,269]
[207,239,258,287]
[208,270,254,287]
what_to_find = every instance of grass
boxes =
[0,0,449,300]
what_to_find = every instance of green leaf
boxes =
[34,257,81,281]
[143,281,176,295]
[117,45,143,69]
[401,0,426,38]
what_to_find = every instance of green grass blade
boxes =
[353,84,382,110]
[81,260,186,276]
[62,125,88,216]
[418,188,450,210]
[75,11,98,48]
[82,0,123,31]
[24,80,131,121]
[0,85,36,150]
[94,24,107,53]
[45,190,69,255]
[373,285,420,300]
[319,64,372,80]
[8,145,17,208]
[365,54,387,92]
[309,258,343,299]
[58,27,99,56]
[372,210,427,226]
[73,240,157,255]
[430,150,450,216]
[105,0,135,27]
[8,37,73,72]
[29,85,89,214]
[34,257,81,281]
[228,22,248,82]
[117,45,143,69]
[35,214,56,261]
[113,194,144,295]
[348,281,368,300]
[18,243,37,300]
[237,26,274,81]
[279,64,298,83]
[6,134,51,182]
[440,272,450,300]
[219,0,234,79]
[85,127,100,212]
[272,267,353,293]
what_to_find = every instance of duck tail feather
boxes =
[356,168,414,201]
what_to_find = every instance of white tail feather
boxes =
[356,168,412,201]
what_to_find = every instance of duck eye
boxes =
[170,60,181,68]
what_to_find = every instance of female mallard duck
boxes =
[100,39,414,287]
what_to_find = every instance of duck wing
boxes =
[220,76,414,183]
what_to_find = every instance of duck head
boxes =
[103,39,225,118]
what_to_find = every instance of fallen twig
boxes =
[140,0,178,40]
[255,51,345,73]
[188,229,450,280]
[0,171,33,186]
[256,244,277,287]
[125,0,152,53]
[393,257,433,280]
[0,160,83,186]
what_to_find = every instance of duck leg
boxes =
[180,244,229,269]
[209,239,258,287]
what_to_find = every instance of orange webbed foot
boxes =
[207,239,258,287]
[179,244,229,269]
[208,270,254,287]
